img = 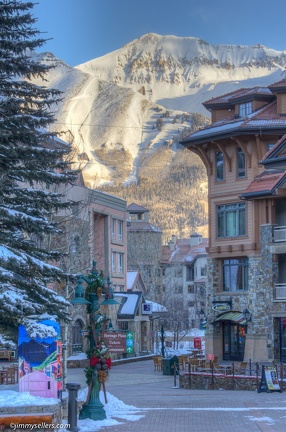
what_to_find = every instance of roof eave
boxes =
[181,126,286,147]
[240,190,275,200]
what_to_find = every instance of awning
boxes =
[213,311,247,325]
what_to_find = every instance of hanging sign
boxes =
[257,365,282,393]
[212,303,231,312]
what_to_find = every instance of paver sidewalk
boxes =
[67,359,286,432]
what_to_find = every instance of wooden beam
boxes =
[232,138,251,168]
[215,142,232,172]
[192,147,213,175]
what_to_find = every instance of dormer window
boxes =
[239,102,252,117]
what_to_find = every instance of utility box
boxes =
[18,320,63,399]
[162,356,179,375]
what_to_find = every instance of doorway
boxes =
[280,318,286,362]
[222,321,247,361]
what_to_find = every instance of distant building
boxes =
[127,203,162,301]
[160,233,208,329]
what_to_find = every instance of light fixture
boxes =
[70,276,91,305]
[100,276,121,305]
[199,309,205,320]
[243,308,252,323]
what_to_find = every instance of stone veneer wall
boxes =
[0,401,62,432]
[206,225,280,362]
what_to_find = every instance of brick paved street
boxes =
[68,359,286,432]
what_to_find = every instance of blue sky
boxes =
[34,0,286,66]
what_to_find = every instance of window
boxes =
[188,285,195,294]
[112,252,116,272]
[186,266,194,281]
[217,203,246,238]
[201,265,207,276]
[118,253,123,273]
[118,220,123,240]
[237,148,246,178]
[118,321,128,331]
[239,102,252,117]
[222,258,249,291]
[112,219,115,239]
[216,151,224,181]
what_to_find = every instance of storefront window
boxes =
[223,321,246,361]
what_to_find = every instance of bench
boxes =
[0,349,12,362]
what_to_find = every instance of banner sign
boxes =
[257,365,282,393]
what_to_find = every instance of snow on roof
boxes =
[145,299,168,313]
[117,292,141,317]
[127,271,138,289]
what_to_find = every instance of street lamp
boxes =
[160,319,165,357]
[243,308,252,323]
[71,261,120,421]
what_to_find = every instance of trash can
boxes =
[162,356,179,375]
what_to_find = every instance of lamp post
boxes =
[160,320,165,357]
[71,261,120,421]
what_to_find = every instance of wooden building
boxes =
[181,79,286,362]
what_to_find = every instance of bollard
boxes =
[66,382,81,432]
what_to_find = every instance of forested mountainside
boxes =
[99,145,208,242]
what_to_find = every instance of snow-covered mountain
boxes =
[33,33,286,187]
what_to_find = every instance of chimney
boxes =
[168,235,177,251]
[190,232,202,247]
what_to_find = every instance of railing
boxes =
[275,284,286,300]
[274,226,286,242]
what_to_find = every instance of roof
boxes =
[261,134,286,169]
[203,87,273,109]
[181,78,286,146]
[127,271,139,290]
[127,203,149,213]
[240,170,286,199]
[116,292,143,319]
[161,237,208,265]
[268,78,286,91]
[127,221,162,233]
[127,270,148,294]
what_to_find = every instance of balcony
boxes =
[274,226,286,242]
[270,226,286,254]
[275,284,286,300]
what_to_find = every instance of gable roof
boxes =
[127,270,148,294]
[161,237,208,265]
[260,134,286,169]
[240,170,286,199]
[127,203,149,213]
[203,87,273,109]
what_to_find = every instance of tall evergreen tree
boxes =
[0,1,77,344]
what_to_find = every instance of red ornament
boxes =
[90,356,100,367]
[106,357,112,369]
